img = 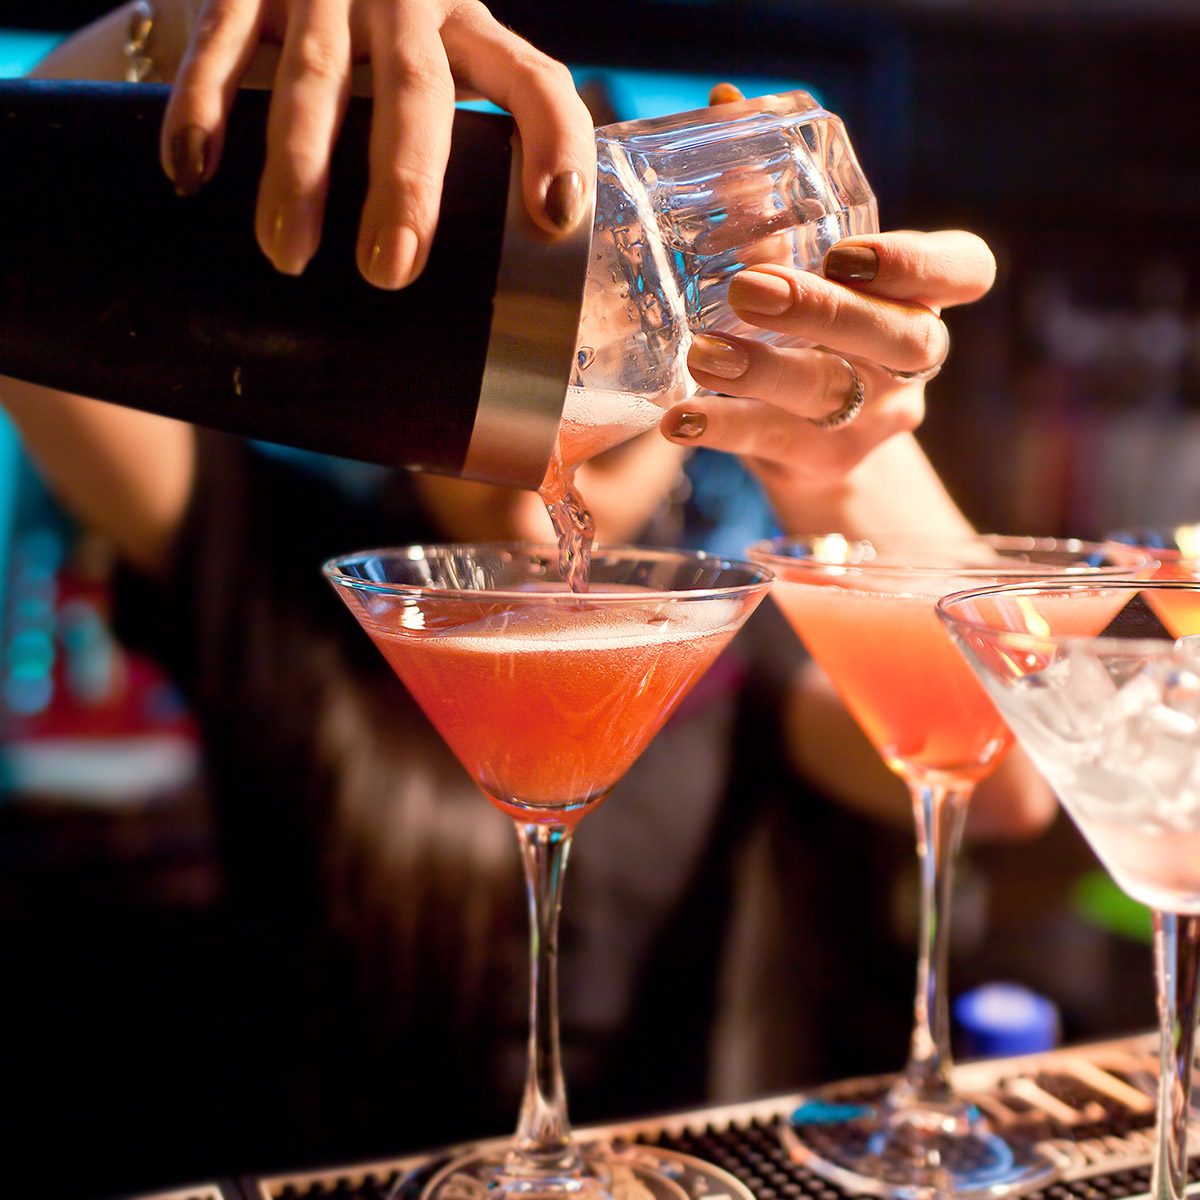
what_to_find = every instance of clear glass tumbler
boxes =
[561,90,879,454]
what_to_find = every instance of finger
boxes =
[708,82,744,105]
[253,0,352,276]
[162,0,265,194]
[353,5,457,288]
[659,388,921,477]
[442,2,596,236]
[822,229,997,309]
[687,333,865,424]
[728,264,950,375]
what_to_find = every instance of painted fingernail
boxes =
[545,170,585,231]
[170,125,209,197]
[824,245,879,283]
[363,225,420,289]
[730,268,793,316]
[665,410,707,440]
[268,203,316,276]
[689,333,749,380]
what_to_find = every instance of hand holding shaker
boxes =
[0,80,876,489]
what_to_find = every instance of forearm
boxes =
[762,431,975,541]
[785,659,1058,841]
[0,378,193,575]
[784,659,910,828]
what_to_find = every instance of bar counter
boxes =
[121,1032,1181,1200]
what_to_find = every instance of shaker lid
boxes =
[464,140,595,490]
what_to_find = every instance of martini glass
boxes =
[746,534,1145,1199]
[323,543,772,1200]
[939,578,1200,1200]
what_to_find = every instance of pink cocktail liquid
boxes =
[773,578,1012,782]
[538,388,664,593]
[366,593,738,825]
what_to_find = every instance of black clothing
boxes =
[113,433,809,1173]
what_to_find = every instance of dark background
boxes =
[2,2,1199,1197]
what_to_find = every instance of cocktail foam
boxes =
[392,601,743,653]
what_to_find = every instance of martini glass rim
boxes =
[747,532,1151,580]
[322,541,775,604]
[937,576,1200,658]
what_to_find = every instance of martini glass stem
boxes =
[894,781,973,1111]
[1150,910,1200,1200]
[508,821,583,1181]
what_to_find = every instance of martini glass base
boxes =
[393,1142,756,1200]
[781,1085,1058,1200]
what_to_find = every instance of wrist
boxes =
[756,432,973,541]
[758,466,858,537]
[128,0,195,84]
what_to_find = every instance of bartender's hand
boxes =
[160,0,595,288]
[655,84,996,535]
[665,226,996,502]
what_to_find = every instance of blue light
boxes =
[573,68,818,122]
[4,674,52,716]
[18,528,65,572]
[7,628,54,674]
[0,31,62,79]
[0,412,14,639]
[455,67,817,123]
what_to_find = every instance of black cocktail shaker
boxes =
[0,80,876,488]
[0,79,589,488]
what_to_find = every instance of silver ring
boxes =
[808,355,865,430]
